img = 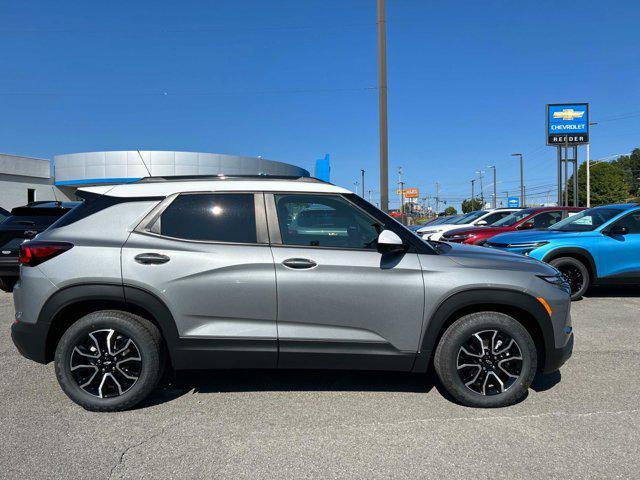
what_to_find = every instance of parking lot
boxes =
[0,288,639,479]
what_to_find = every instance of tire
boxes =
[434,312,537,408]
[549,257,590,300]
[54,310,162,412]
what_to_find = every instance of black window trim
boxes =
[134,191,269,246]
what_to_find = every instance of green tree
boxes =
[461,197,483,213]
[444,206,457,215]
[613,148,640,198]
[567,161,628,206]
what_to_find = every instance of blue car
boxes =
[486,204,640,299]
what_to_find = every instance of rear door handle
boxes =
[282,258,317,269]
[134,253,170,265]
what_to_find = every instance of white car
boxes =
[417,209,520,241]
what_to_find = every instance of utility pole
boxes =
[397,166,405,224]
[476,170,485,207]
[377,0,389,212]
[354,180,359,194]
[511,153,524,207]
[368,189,372,203]
[435,181,440,214]
[470,179,475,210]
[488,165,497,209]
[360,169,365,197]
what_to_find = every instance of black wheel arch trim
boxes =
[412,288,555,373]
[32,283,181,364]
[542,247,598,281]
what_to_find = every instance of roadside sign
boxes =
[546,103,589,145]
[403,188,419,198]
[507,197,520,208]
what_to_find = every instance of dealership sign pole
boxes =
[547,103,589,206]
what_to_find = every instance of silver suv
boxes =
[11,176,573,411]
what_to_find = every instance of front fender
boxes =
[412,288,554,373]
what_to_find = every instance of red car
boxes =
[441,206,584,245]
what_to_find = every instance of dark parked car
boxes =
[0,201,79,292]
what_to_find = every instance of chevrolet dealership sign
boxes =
[547,103,589,145]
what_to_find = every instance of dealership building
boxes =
[1,150,312,211]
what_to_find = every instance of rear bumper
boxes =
[10,320,49,364]
[543,331,573,374]
[0,257,19,276]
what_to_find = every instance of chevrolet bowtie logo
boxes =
[553,108,585,121]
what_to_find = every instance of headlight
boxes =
[446,233,474,241]
[506,241,548,248]
[537,274,570,293]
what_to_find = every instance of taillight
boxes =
[19,241,73,267]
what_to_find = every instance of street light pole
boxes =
[586,122,598,208]
[377,0,389,212]
[511,153,524,207]
[360,169,365,197]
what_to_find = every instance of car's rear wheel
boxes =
[549,257,589,300]
[434,312,537,408]
[54,310,162,411]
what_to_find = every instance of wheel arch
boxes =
[41,283,179,364]
[412,289,553,374]
[542,247,598,283]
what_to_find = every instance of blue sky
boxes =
[1,0,639,210]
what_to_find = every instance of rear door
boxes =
[266,192,425,371]
[122,191,278,368]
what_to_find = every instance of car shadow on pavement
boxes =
[138,369,437,409]
[584,285,640,298]
[531,370,562,392]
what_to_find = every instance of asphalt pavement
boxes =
[1,288,639,479]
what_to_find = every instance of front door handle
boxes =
[282,258,317,269]
[135,253,170,265]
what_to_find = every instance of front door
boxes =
[597,210,640,281]
[266,193,425,371]
[122,192,277,368]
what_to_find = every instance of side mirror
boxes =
[607,225,629,236]
[518,221,535,230]
[476,220,488,226]
[376,230,405,254]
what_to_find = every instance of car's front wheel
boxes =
[54,310,162,411]
[434,312,537,408]
[549,257,590,300]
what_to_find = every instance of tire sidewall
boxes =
[55,312,160,411]
[435,313,537,408]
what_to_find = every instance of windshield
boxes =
[428,215,460,226]
[548,207,622,232]
[452,210,487,224]
[492,209,535,227]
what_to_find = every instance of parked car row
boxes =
[416,204,640,300]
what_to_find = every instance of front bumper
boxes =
[10,320,49,364]
[543,331,573,374]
